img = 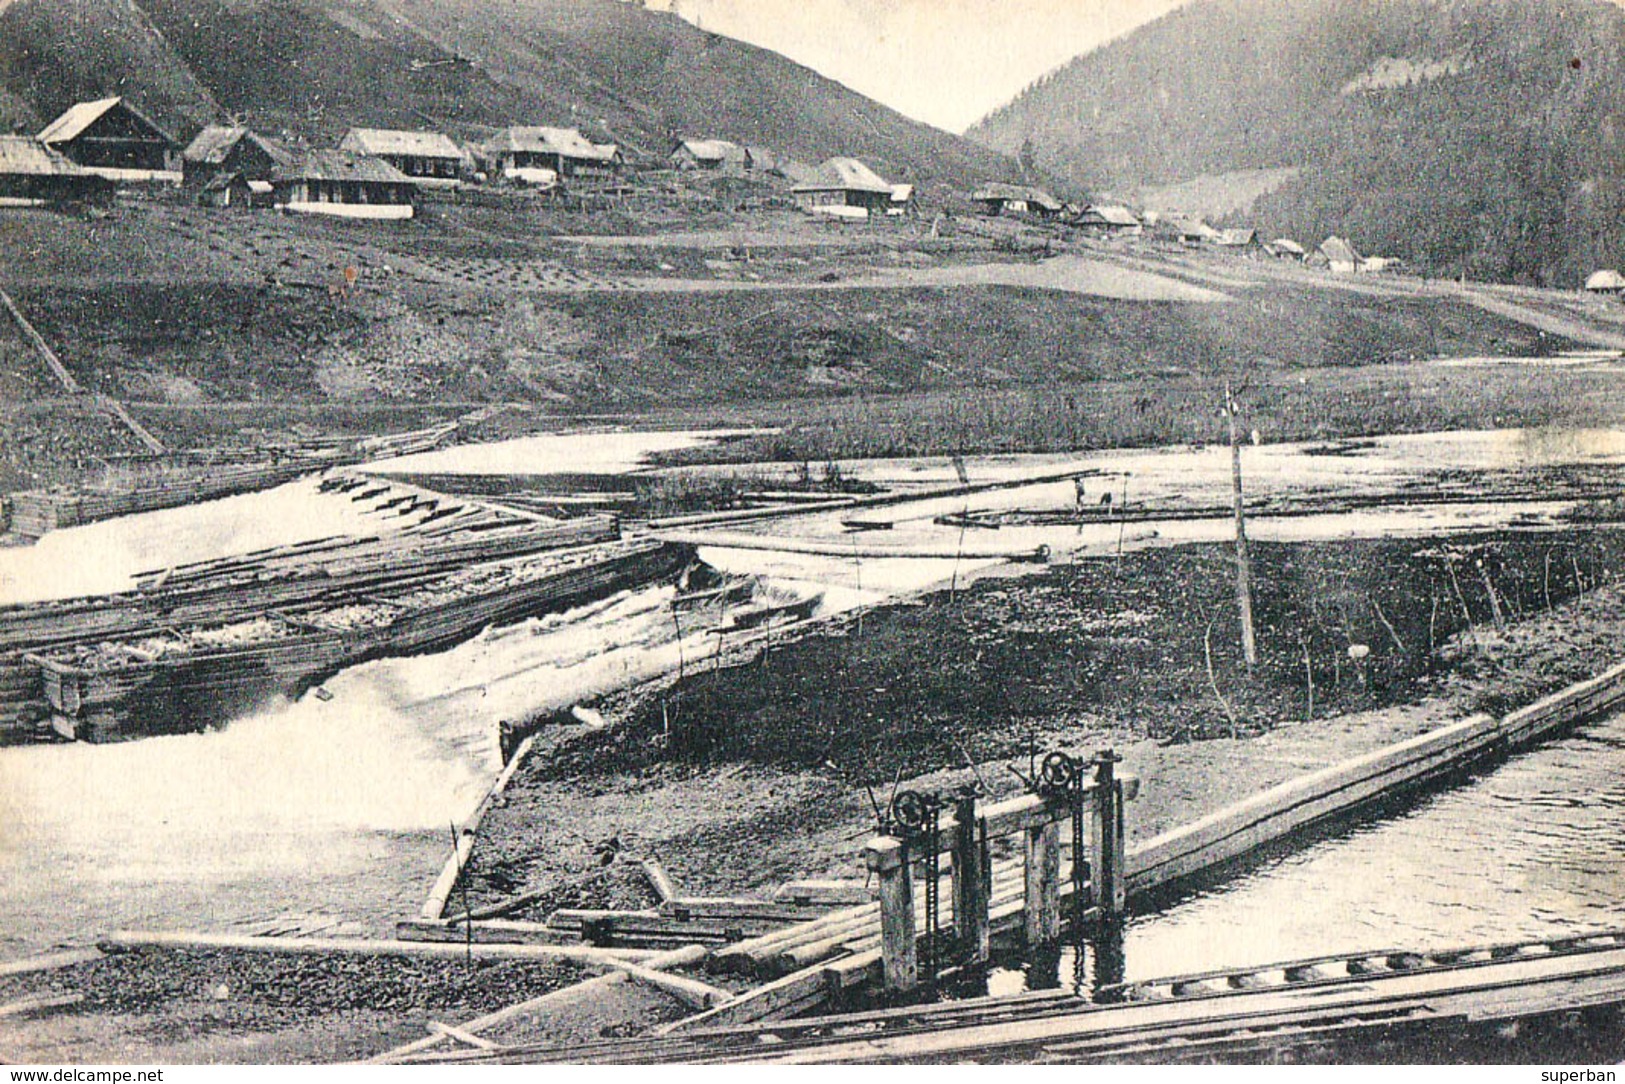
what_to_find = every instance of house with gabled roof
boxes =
[337,128,469,188]
[0,135,114,206]
[1214,227,1264,255]
[38,97,180,181]
[482,127,622,184]
[971,182,1063,218]
[1316,235,1363,274]
[181,126,292,187]
[791,157,900,216]
[270,149,416,219]
[1076,204,1142,232]
[671,138,748,174]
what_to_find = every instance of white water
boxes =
[365,428,766,477]
[0,477,429,605]
[5,423,1625,954]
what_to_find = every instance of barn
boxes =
[37,97,180,181]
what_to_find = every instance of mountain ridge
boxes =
[967,0,1625,286]
[0,0,1013,190]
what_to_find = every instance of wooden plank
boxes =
[100,930,662,966]
[642,858,679,904]
[0,993,83,1018]
[773,880,873,907]
[0,948,103,977]
[657,964,834,1034]
[367,943,710,1064]
[428,1021,503,1050]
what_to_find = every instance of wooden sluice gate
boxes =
[374,656,1625,1063]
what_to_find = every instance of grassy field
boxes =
[0,194,1609,495]
[654,361,1625,465]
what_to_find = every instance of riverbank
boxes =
[460,529,1625,910]
[6,531,1625,1061]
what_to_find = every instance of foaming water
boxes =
[0,478,421,604]
[0,583,714,951]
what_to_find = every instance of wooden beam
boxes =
[100,930,661,967]
[866,836,917,994]
[367,943,709,1064]
[0,948,103,977]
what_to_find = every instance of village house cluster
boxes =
[0,95,927,223]
[0,94,1549,285]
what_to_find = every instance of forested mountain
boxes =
[970,0,1625,285]
[0,0,1012,190]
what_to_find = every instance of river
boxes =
[988,707,1625,994]
[3,424,1623,964]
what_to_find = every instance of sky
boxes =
[643,0,1190,133]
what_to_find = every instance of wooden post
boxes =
[1226,382,1258,671]
[1091,751,1126,921]
[864,837,916,993]
[1023,816,1061,947]
[952,793,990,965]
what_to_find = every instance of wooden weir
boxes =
[375,655,1625,1063]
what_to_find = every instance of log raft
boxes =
[24,537,690,743]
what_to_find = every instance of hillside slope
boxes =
[0,0,1012,190]
[968,0,1625,286]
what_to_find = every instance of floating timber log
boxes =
[30,538,691,742]
[99,930,663,967]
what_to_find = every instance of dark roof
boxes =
[273,149,414,184]
[182,126,292,167]
[38,96,177,146]
[0,135,87,175]
[972,182,1062,211]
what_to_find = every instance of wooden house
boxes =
[197,171,272,210]
[1585,269,1625,294]
[744,145,780,175]
[971,182,1062,218]
[1317,235,1363,274]
[671,138,748,174]
[0,135,114,207]
[270,150,416,219]
[790,157,898,216]
[1076,204,1142,232]
[1268,238,1308,260]
[337,128,469,188]
[37,97,180,181]
[482,127,622,184]
[1214,227,1264,255]
[182,126,291,187]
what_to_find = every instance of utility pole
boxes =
[1226,382,1258,671]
